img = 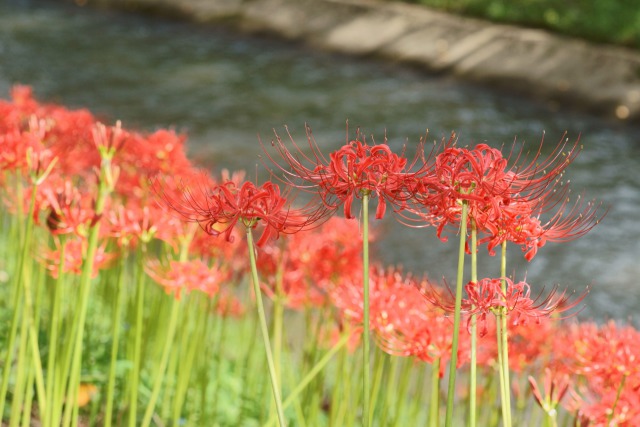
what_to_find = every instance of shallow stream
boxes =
[2,0,640,322]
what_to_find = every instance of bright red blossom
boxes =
[159,172,325,247]
[412,136,604,260]
[265,125,426,220]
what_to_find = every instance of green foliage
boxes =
[403,0,640,48]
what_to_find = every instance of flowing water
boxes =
[2,0,640,322]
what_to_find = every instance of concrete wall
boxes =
[80,0,640,123]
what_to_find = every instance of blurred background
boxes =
[1,0,639,323]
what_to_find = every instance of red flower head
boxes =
[264,125,428,220]
[157,170,326,247]
[40,237,115,279]
[257,216,363,310]
[38,177,99,236]
[412,134,605,260]
[424,277,587,337]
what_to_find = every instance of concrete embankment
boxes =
[80,0,640,123]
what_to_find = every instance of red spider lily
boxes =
[332,266,469,372]
[264,125,429,220]
[547,321,640,425]
[38,178,99,236]
[157,170,327,247]
[561,321,640,389]
[423,277,587,337]
[92,120,125,159]
[528,368,573,416]
[0,86,102,176]
[257,217,363,309]
[114,129,195,200]
[105,202,160,247]
[145,259,229,299]
[40,237,115,279]
[0,115,58,181]
[410,136,605,260]
[507,318,557,373]
[576,388,640,426]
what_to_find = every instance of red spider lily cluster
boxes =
[2,86,634,425]
[423,277,589,337]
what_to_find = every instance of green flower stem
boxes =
[171,297,205,424]
[283,356,308,427]
[369,349,387,422]
[43,236,65,427]
[362,192,371,427]
[408,362,428,425]
[429,358,441,427]
[329,330,351,426]
[235,310,259,425]
[444,199,469,427]
[265,331,352,427]
[127,244,147,427]
[7,185,46,424]
[379,354,399,425]
[469,222,478,427]
[391,357,413,425]
[246,227,287,427]
[0,187,33,420]
[270,245,286,420]
[141,292,181,426]
[499,240,512,427]
[104,253,126,427]
[607,373,627,425]
[22,269,44,427]
[209,303,227,421]
[61,163,111,427]
[9,312,29,427]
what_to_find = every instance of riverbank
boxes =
[74,0,640,123]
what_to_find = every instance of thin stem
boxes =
[171,297,205,424]
[607,374,627,425]
[61,168,110,427]
[362,192,371,427]
[469,221,478,427]
[265,332,352,427]
[429,358,441,427]
[246,227,287,427]
[141,294,181,427]
[499,241,512,427]
[127,244,147,427]
[369,349,387,422]
[44,236,65,427]
[391,357,413,426]
[444,200,469,427]
[271,244,286,420]
[104,254,126,427]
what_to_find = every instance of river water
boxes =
[2,0,639,322]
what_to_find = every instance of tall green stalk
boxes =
[607,373,627,425]
[499,241,512,427]
[104,253,126,427]
[61,170,111,427]
[43,236,65,427]
[265,332,352,427]
[444,200,469,427]
[362,192,371,427]
[246,227,286,427]
[429,358,441,427]
[128,244,148,427]
[5,179,48,424]
[469,222,478,427]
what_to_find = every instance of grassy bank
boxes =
[402,0,640,49]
